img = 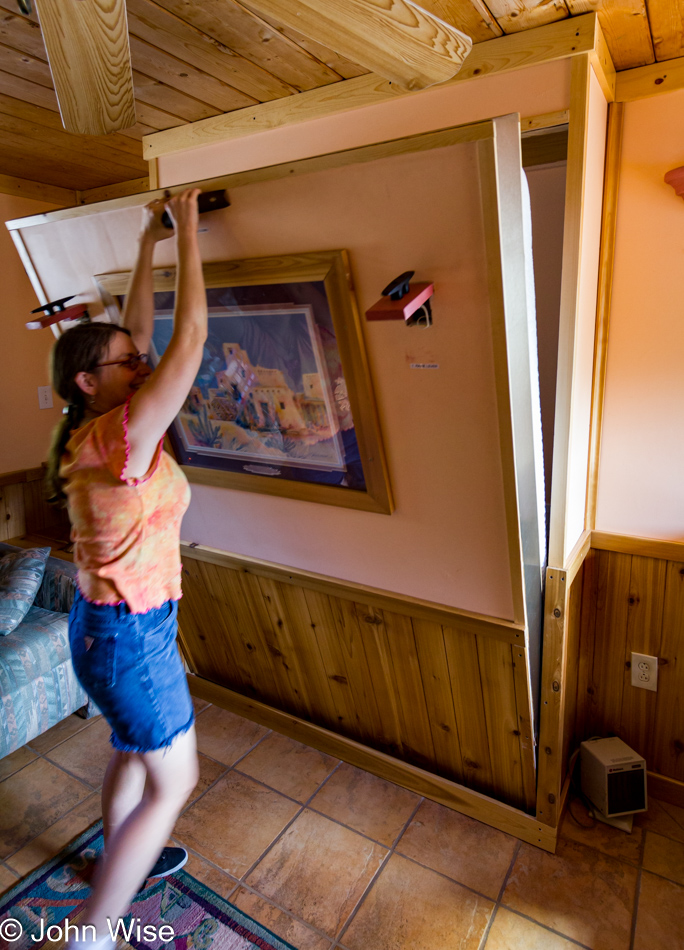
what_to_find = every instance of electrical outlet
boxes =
[631,652,658,692]
[37,386,53,409]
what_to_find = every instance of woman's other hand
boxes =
[140,197,171,244]
[163,189,201,238]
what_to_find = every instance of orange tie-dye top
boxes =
[60,398,191,614]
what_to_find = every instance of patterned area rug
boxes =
[0,822,296,950]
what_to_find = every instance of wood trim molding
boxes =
[548,52,600,568]
[564,528,592,585]
[142,14,600,161]
[536,566,569,827]
[520,110,569,133]
[0,174,75,206]
[188,674,557,851]
[148,159,159,191]
[180,542,525,644]
[616,56,684,103]
[77,177,150,205]
[647,771,684,809]
[0,466,45,487]
[585,102,624,531]
[591,531,684,562]
[589,17,616,103]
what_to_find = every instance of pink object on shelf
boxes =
[664,165,684,199]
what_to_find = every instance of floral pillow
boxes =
[0,547,51,635]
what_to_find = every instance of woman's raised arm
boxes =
[124,189,208,478]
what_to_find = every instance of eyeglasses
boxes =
[96,353,149,371]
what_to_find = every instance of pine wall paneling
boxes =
[177,543,540,822]
[572,537,684,806]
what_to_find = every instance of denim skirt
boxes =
[68,590,194,754]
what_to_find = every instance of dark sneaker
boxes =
[148,847,188,879]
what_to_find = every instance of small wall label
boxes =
[410,363,439,370]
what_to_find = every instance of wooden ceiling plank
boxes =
[126,0,299,100]
[34,0,137,135]
[565,1,654,68]
[128,34,257,111]
[0,38,53,87]
[646,0,684,61]
[0,108,146,175]
[479,0,569,34]
[0,4,48,60]
[245,16,371,78]
[232,0,472,91]
[0,133,128,189]
[0,115,146,179]
[120,120,162,139]
[133,98,187,130]
[144,12,599,160]
[0,67,58,111]
[132,69,223,121]
[0,92,144,160]
[153,0,345,90]
[0,172,75,204]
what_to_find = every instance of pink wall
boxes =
[1,194,64,473]
[596,89,684,540]
[159,60,571,185]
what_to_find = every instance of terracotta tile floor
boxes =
[1,701,684,950]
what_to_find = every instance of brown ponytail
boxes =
[46,323,131,505]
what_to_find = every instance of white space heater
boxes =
[580,737,647,827]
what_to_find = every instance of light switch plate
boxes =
[38,386,53,409]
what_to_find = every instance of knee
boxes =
[146,757,198,807]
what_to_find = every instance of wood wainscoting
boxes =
[0,466,70,544]
[571,532,684,808]
[177,542,551,846]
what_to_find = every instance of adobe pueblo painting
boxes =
[152,294,356,484]
[100,252,392,513]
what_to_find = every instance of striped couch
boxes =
[0,542,96,759]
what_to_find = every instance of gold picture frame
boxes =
[96,250,393,514]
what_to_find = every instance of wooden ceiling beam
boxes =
[144,12,600,161]
[236,0,472,91]
[415,1,502,40]
[34,0,137,135]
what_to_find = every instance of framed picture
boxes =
[96,251,393,513]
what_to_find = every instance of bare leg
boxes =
[101,750,146,849]
[72,726,199,944]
